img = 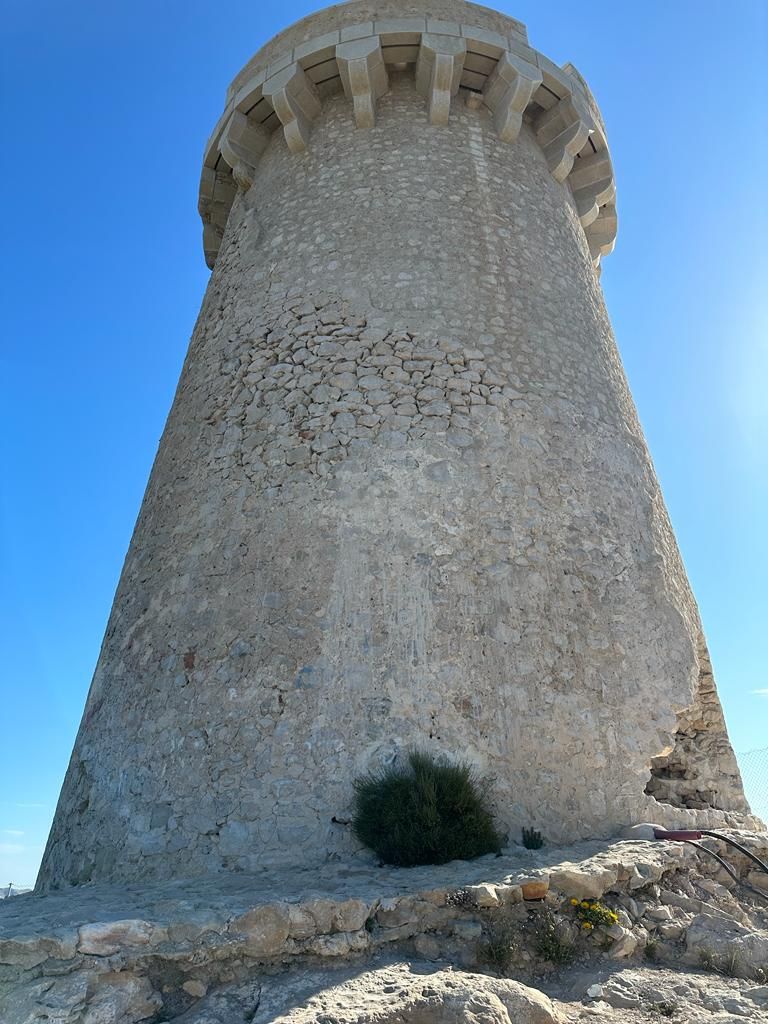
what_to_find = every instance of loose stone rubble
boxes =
[4,834,768,1022]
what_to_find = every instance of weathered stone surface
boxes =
[647,638,751,815]
[549,862,619,900]
[261,962,561,1024]
[81,972,161,1024]
[164,981,260,1023]
[228,904,291,956]
[0,930,77,968]
[77,919,159,955]
[0,974,90,1024]
[686,912,768,972]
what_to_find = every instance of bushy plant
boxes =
[351,750,503,867]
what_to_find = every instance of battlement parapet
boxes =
[199,2,616,270]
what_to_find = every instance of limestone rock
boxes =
[78,919,159,955]
[82,972,161,1024]
[686,912,768,972]
[0,974,89,1024]
[0,930,78,968]
[549,862,619,900]
[259,963,561,1024]
[228,904,291,956]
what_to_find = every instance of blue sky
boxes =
[1,1,766,887]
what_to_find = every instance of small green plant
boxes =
[697,944,745,978]
[644,937,660,962]
[477,910,519,974]
[720,944,742,978]
[351,750,503,867]
[697,947,716,971]
[567,897,619,931]
[534,909,576,964]
[649,1001,678,1018]
[522,826,544,849]
[754,964,767,983]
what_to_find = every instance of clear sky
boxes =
[1,1,766,888]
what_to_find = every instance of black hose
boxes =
[685,840,768,901]
[700,830,768,878]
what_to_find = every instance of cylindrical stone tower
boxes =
[39,0,754,889]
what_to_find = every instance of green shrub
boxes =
[477,910,519,974]
[644,937,660,962]
[534,909,576,964]
[649,1001,678,1018]
[351,750,503,867]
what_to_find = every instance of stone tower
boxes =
[38,0,753,890]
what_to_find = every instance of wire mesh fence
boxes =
[739,746,768,824]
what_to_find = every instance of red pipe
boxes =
[653,829,703,841]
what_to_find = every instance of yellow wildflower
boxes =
[570,898,579,905]
[581,901,589,908]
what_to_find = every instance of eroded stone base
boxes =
[3,832,768,1022]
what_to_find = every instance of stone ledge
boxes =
[4,832,767,1022]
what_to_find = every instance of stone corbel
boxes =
[199,167,237,268]
[585,203,618,264]
[482,51,542,143]
[198,166,237,223]
[262,63,321,153]
[567,150,615,227]
[218,111,271,190]
[336,36,389,129]
[415,34,467,126]
[534,96,593,183]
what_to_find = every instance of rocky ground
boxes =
[1,830,766,1022]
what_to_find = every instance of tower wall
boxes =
[38,1,753,889]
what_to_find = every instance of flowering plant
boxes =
[567,897,619,931]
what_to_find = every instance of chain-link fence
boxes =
[739,746,768,824]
